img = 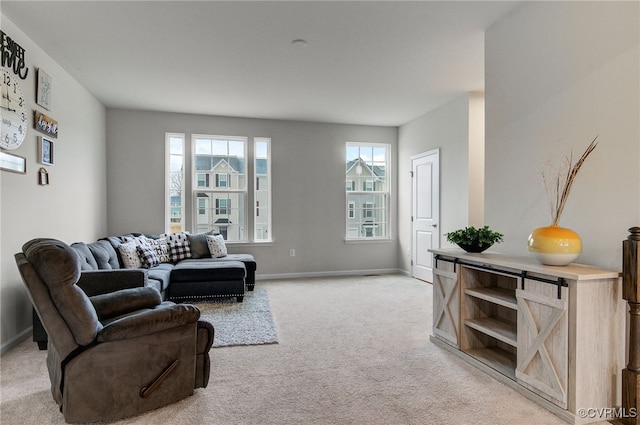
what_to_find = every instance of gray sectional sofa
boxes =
[32,231,256,349]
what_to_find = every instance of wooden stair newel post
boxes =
[623,227,640,424]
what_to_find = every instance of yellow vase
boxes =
[527,225,582,266]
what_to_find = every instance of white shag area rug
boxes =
[195,289,278,347]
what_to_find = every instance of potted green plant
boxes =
[445,225,504,253]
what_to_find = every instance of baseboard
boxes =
[1,327,31,356]
[256,268,403,281]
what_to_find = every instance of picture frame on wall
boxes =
[38,136,54,166]
[36,68,52,110]
[0,151,27,174]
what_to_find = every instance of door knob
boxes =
[432,224,438,228]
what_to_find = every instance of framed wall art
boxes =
[38,136,54,165]
[0,151,27,174]
[36,68,52,110]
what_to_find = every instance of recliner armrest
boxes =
[96,303,200,342]
[90,287,162,321]
[77,269,148,297]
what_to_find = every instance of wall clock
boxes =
[1,68,28,149]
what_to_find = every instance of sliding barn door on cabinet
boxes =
[516,279,569,409]
[432,260,459,348]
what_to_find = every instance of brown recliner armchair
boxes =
[15,238,214,423]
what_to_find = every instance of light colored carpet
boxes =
[0,275,608,425]
[197,289,278,347]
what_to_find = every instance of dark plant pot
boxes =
[457,242,492,253]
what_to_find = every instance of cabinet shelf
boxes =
[465,347,517,381]
[465,317,517,347]
[465,287,517,310]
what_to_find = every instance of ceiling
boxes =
[1,1,521,127]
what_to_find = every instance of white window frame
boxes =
[192,134,248,241]
[165,133,185,233]
[254,137,272,242]
[345,142,391,240]
[167,133,271,243]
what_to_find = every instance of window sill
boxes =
[344,238,394,244]
[226,241,273,247]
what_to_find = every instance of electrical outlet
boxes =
[290,249,296,257]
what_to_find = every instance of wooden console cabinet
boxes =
[429,249,626,424]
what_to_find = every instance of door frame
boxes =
[411,148,440,282]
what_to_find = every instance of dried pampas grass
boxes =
[541,136,598,226]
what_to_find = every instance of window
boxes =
[198,198,207,215]
[345,143,390,239]
[166,133,185,233]
[193,135,246,240]
[216,173,229,188]
[363,202,374,218]
[254,138,271,242]
[216,198,229,215]
[197,173,210,188]
[166,133,271,242]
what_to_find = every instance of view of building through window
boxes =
[165,133,271,242]
[254,138,271,242]
[194,135,247,240]
[345,143,389,239]
[167,133,185,233]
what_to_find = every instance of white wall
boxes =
[0,17,107,351]
[485,1,639,271]
[398,93,485,274]
[106,109,399,277]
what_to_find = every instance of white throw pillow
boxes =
[118,241,142,268]
[206,234,228,258]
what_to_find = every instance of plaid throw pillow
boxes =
[137,244,160,268]
[164,232,192,263]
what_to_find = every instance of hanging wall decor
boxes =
[34,110,58,138]
[36,68,52,110]
[38,136,54,165]
[38,167,49,185]
[0,150,26,173]
[0,29,29,79]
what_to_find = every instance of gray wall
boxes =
[0,17,107,351]
[397,93,485,274]
[485,1,639,271]
[106,109,399,277]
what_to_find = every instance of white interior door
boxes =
[411,149,439,282]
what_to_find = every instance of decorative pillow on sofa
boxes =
[187,231,217,258]
[206,234,228,258]
[118,241,142,268]
[145,237,171,263]
[137,244,161,268]
[163,232,192,263]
